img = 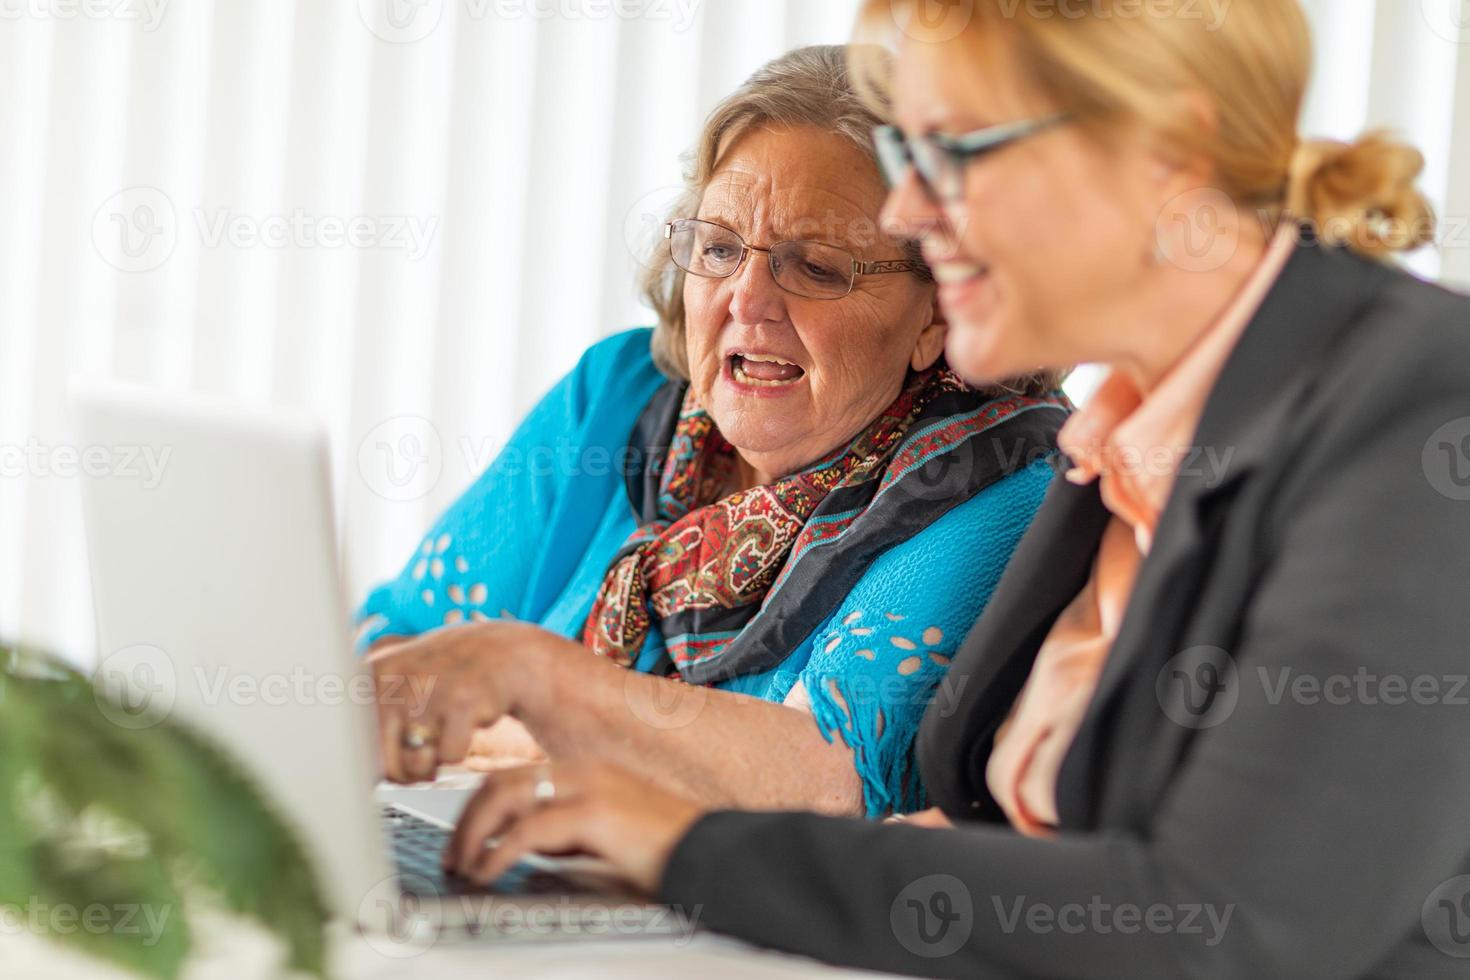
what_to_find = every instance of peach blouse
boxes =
[986,224,1299,835]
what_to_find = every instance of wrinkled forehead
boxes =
[697,131,893,251]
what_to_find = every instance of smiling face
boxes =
[879,29,1190,388]
[682,123,945,486]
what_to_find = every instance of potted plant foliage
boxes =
[0,645,329,979]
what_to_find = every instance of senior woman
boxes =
[362,45,1068,818]
[444,3,1470,978]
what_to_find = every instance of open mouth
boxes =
[727,351,806,388]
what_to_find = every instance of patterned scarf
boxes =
[583,366,973,672]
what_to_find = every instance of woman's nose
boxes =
[727,250,788,326]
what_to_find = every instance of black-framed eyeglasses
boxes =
[873,114,1070,201]
[664,218,926,300]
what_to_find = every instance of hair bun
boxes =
[1287,132,1436,259]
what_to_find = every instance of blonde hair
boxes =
[852,0,1435,260]
[640,43,1061,397]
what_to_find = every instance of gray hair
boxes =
[640,44,923,378]
[638,44,1062,399]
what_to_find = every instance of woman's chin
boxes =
[722,424,807,465]
[945,316,1025,388]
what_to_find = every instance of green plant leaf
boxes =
[0,647,330,979]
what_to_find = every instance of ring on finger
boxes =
[402,722,438,751]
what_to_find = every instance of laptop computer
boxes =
[71,379,691,950]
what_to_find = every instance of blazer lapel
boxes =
[918,469,1112,813]
[1057,240,1398,827]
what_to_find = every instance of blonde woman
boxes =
[445,3,1470,977]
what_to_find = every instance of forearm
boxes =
[659,812,1191,980]
[511,639,863,814]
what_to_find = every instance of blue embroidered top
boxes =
[358,328,1057,817]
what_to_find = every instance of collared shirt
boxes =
[987,224,1300,835]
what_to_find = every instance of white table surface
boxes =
[3,924,896,979]
[5,776,898,979]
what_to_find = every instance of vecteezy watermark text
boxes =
[1157,646,1470,731]
[0,0,168,29]
[356,0,700,44]
[997,0,1231,31]
[92,186,439,273]
[0,899,173,947]
[0,439,170,488]
[93,642,438,730]
[993,895,1234,947]
[360,872,701,958]
[193,208,437,261]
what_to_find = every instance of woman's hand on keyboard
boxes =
[447,760,705,895]
[368,620,559,784]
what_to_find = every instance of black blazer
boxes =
[658,240,1470,979]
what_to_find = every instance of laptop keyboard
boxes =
[379,803,692,938]
[382,803,582,897]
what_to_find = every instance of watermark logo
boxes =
[92,186,177,273]
[358,416,444,502]
[359,873,444,958]
[892,0,975,43]
[622,673,709,731]
[1423,417,1470,501]
[92,643,177,730]
[621,183,686,272]
[1155,187,1240,273]
[886,397,1065,509]
[1423,0,1470,44]
[357,0,444,43]
[893,444,977,502]
[1156,645,1238,730]
[1422,875,1470,958]
[890,874,973,958]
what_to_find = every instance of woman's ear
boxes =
[911,295,948,371]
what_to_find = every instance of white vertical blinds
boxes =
[0,1,1464,664]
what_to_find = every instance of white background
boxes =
[3,0,1468,664]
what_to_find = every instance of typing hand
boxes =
[446,760,705,895]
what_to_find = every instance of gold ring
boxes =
[402,723,437,751]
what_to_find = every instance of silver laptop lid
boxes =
[72,379,391,921]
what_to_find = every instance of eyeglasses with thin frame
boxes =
[664,218,926,300]
[873,113,1070,201]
